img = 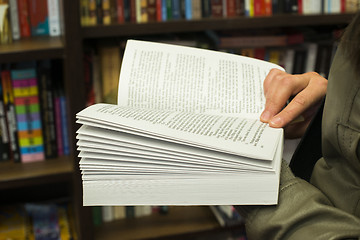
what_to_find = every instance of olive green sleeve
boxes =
[234,161,360,240]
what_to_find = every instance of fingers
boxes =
[261,71,327,130]
[261,69,309,123]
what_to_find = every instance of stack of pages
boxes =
[76,40,284,206]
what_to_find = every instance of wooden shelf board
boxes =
[94,206,221,240]
[0,36,64,63]
[0,156,74,190]
[82,13,355,39]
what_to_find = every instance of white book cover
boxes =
[47,0,61,36]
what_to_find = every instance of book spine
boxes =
[264,0,272,15]
[165,0,172,19]
[102,0,111,24]
[28,0,50,36]
[234,0,244,16]
[130,0,136,22]
[17,0,31,37]
[87,0,97,25]
[202,0,212,17]
[123,0,131,22]
[155,0,162,21]
[47,0,61,36]
[211,0,223,17]
[183,0,191,19]
[59,94,69,155]
[9,0,20,40]
[117,0,125,23]
[80,0,90,26]
[226,0,236,17]
[96,0,103,24]
[161,0,167,20]
[54,92,63,156]
[11,68,45,163]
[37,61,58,159]
[171,0,181,19]
[1,70,21,163]
[0,79,11,162]
[147,0,157,21]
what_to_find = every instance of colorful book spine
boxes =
[1,70,21,163]
[11,68,44,163]
[28,0,50,36]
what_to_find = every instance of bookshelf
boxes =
[0,0,356,239]
[81,13,354,38]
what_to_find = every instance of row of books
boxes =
[0,0,62,45]
[80,0,360,26]
[0,202,77,240]
[222,40,337,78]
[92,205,169,225]
[0,60,69,164]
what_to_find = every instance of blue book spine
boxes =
[162,0,167,20]
[60,95,69,155]
[184,0,192,19]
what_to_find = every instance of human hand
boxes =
[260,69,327,138]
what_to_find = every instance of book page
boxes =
[118,40,285,118]
[77,104,283,161]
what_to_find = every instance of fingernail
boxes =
[269,116,282,127]
[261,111,271,122]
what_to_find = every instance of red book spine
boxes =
[17,0,31,37]
[297,0,303,14]
[211,0,223,17]
[226,0,236,17]
[341,0,346,13]
[117,0,125,23]
[156,0,162,21]
[254,0,262,15]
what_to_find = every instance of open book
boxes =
[76,40,284,206]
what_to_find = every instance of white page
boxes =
[118,40,285,118]
[76,125,273,170]
[77,104,283,161]
[76,122,277,170]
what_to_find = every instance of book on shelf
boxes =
[0,77,10,161]
[76,39,284,206]
[1,68,21,163]
[37,60,58,159]
[11,66,45,162]
[0,202,77,240]
[28,0,50,36]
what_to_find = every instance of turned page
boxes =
[76,104,283,161]
[117,40,285,119]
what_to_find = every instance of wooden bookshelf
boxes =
[94,206,221,240]
[0,36,64,63]
[0,156,73,190]
[81,13,355,39]
[0,0,356,237]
